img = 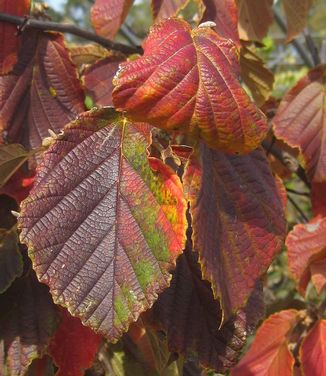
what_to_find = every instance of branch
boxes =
[0,13,143,55]
[303,26,320,66]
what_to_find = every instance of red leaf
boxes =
[311,182,326,217]
[113,18,267,154]
[0,31,85,153]
[300,320,326,376]
[273,65,326,182]
[231,310,300,376]
[83,55,124,106]
[0,0,30,74]
[183,142,286,320]
[151,0,189,20]
[91,0,134,39]
[49,308,102,376]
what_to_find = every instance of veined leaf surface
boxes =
[113,18,267,154]
[18,108,187,341]
[184,142,286,320]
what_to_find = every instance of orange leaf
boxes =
[113,18,267,154]
[300,320,326,376]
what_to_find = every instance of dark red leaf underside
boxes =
[113,18,267,154]
[83,56,125,106]
[49,308,102,376]
[184,142,286,320]
[273,65,326,182]
[311,182,326,217]
[18,108,186,342]
[151,0,189,20]
[0,31,85,154]
[0,0,30,74]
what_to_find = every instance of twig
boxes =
[285,188,310,197]
[287,194,309,223]
[321,37,326,64]
[273,7,313,68]
[303,26,320,66]
[0,13,142,55]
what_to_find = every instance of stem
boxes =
[287,194,309,223]
[303,26,320,66]
[286,188,310,197]
[0,13,142,55]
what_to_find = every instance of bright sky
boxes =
[46,0,65,12]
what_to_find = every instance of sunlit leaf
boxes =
[236,0,274,41]
[300,319,326,376]
[240,42,274,106]
[69,44,112,68]
[0,31,85,154]
[113,18,267,154]
[231,310,300,376]
[91,0,134,39]
[49,308,102,376]
[18,108,187,341]
[0,144,29,188]
[0,0,30,74]
[183,142,285,320]
[273,65,326,182]
[83,56,125,106]
[151,0,189,20]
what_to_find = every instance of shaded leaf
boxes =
[113,18,267,154]
[83,55,125,106]
[236,0,274,41]
[0,168,34,203]
[0,262,59,376]
[49,308,102,376]
[151,0,189,20]
[150,225,264,373]
[91,0,134,39]
[183,142,285,320]
[69,44,112,68]
[0,31,85,154]
[18,108,187,341]
[311,182,326,217]
[0,0,30,74]
[200,0,240,48]
[240,42,274,106]
[287,217,326,295]
[231,310,300,376]
[0,194,19,229]
[273,65,326,182]
[0,229,22,293]
[26,355,55,376]
[0,144,29,188]
[283,0,315,43]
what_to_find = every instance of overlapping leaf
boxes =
[0,0,30,74]
[69,44,112,68]
[91,0,134,39]
[0,144,29,188]
[49,308,102,376]
[300,319,326,376]
[0,261,59,376]
[83,55,125,106]
[151,0,189,20]
[236,0,274,41]
[231,310,300,376]
[200,0,239,48]
[287,217,326,295]
[18,108,187,341]
[273,65,326,182]
[0,31,85,153]
[113,18,267,154]
[150,228,264,373]
[183,142,286,320]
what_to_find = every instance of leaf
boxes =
[273,65,326,182]
[183,142,286,320]
[69,44,112,68]
[83,55,125,106]
[300,320,326,376]
[113,18,267,154]
[0,168,34,203]
[200,0,240,48]
[150,226,265,373]
[231,310,300,376]
[18,108,187,342]
[0,144,29,188]
[0,0,30,74]
[236,0,274,42]
[151,0,189,20]
[0,260,59,376]
[49,308,102,376]
[0,229,22,293]
[0,31,85,153]
[311,182,326,217]
[91,0,134,39]
[240,42,274,106]
[283,0,315,43]
[287,217,326,295]
[0,194,19,229]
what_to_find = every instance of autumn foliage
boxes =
[0,0,326,375]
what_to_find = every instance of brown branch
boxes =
[303,26,320,67]
[0,13,143,55]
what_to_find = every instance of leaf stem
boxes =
[0,13,143,55]
[287,194,309,223]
